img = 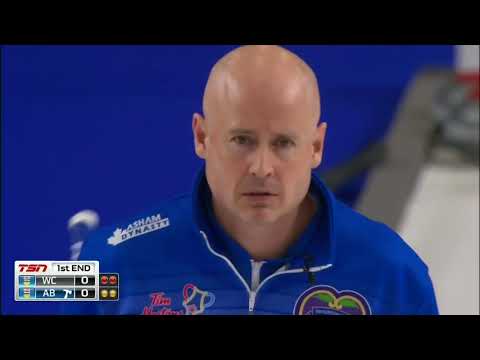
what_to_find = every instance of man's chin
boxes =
[240,207,281,224]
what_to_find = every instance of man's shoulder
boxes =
[332,199,429,274]
[106,192,194,244]
[78,193,196,265]
[329,199,438,315]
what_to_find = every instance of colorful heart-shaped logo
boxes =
[293,285,371,315]
[182,283,216,315]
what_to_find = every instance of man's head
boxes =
[193,45,327,225]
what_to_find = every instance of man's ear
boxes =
[312,122,327,169]
[192,113,207,159]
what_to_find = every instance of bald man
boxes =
[66,46,438,315]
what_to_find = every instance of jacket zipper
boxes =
[200,231,332,314]
[249,260,265,313]
[247,262,332,313]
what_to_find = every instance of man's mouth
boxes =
[242,192,277,196]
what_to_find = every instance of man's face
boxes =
[194,89,326,225]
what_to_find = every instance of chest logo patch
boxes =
[107,213,170,246]
[182,283,216,315]
[293,285,372,315]
[142,284,216,315]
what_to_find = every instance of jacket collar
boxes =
[191,166,336,269]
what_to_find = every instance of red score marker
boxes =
[109,275,117,285]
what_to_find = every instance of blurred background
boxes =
[2,45,478,315]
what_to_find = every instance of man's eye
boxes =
[232,136,253,145]
[274,138,295,148]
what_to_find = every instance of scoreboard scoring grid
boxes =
[15,261,119,301]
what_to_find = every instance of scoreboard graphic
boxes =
[15,261,119,301]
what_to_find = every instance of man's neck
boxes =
[212,194,317,261]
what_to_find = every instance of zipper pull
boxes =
[249,293,255,313]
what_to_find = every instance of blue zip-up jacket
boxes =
[64,167,439,315]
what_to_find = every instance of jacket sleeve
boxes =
[415,271,440,315]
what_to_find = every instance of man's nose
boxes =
[248,147,275,178]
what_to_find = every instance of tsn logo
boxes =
[18,264,48,272]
